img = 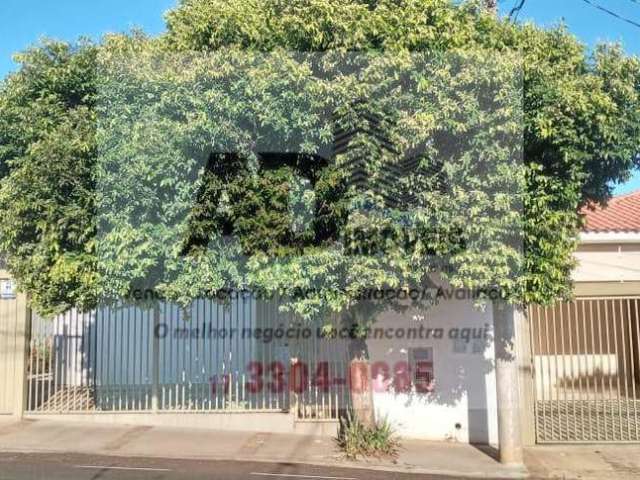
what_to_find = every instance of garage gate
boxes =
[528,297,640,443]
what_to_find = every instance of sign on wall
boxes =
[0,278,16,299]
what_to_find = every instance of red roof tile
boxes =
[581,190,640,233]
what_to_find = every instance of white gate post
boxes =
[13,294,30,418]
[493,301,524,465]
[0,269,31,419]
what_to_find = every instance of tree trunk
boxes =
[349,357,375,428]
[346,315,375,427]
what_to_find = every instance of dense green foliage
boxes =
[0,1,638,317]
[94,37,523,319]
[0,41,98,312]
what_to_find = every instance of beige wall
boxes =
[573,243,640,283]
[0,270,29,417]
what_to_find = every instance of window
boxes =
[409,347,434,393]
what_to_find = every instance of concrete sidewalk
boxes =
[0,418,525,479]
[525,444,640,480]
[8,419,640,479]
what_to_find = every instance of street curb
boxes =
[0,445,529,479]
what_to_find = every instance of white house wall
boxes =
[367,298,498,444]
[573,243,640,283]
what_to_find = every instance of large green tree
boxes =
[0,40,98,312]
[163,0,640,305]
[94,38,523,312]
[0,0,638,318]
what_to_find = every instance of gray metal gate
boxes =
[25,297,351,420]
[529,297,640,442]
[26,298,290,413]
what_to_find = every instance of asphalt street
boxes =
[0,452,512,480]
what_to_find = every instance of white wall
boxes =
[534,354,618,401]
[367,298,498,445]
[573,243,640,283]
[52,309,90,387]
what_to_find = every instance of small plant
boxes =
[336,411,400,460]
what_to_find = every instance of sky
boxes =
[0,0,638,195]
[503,0,640,195]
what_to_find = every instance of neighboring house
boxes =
[574,191,640,287]
[529,190,640,443]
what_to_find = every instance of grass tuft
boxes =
[336,411,400,460]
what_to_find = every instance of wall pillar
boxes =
[12,294,31,418]
[493,301,524,465]
[0,270,31,419]
[515,304,536,446]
